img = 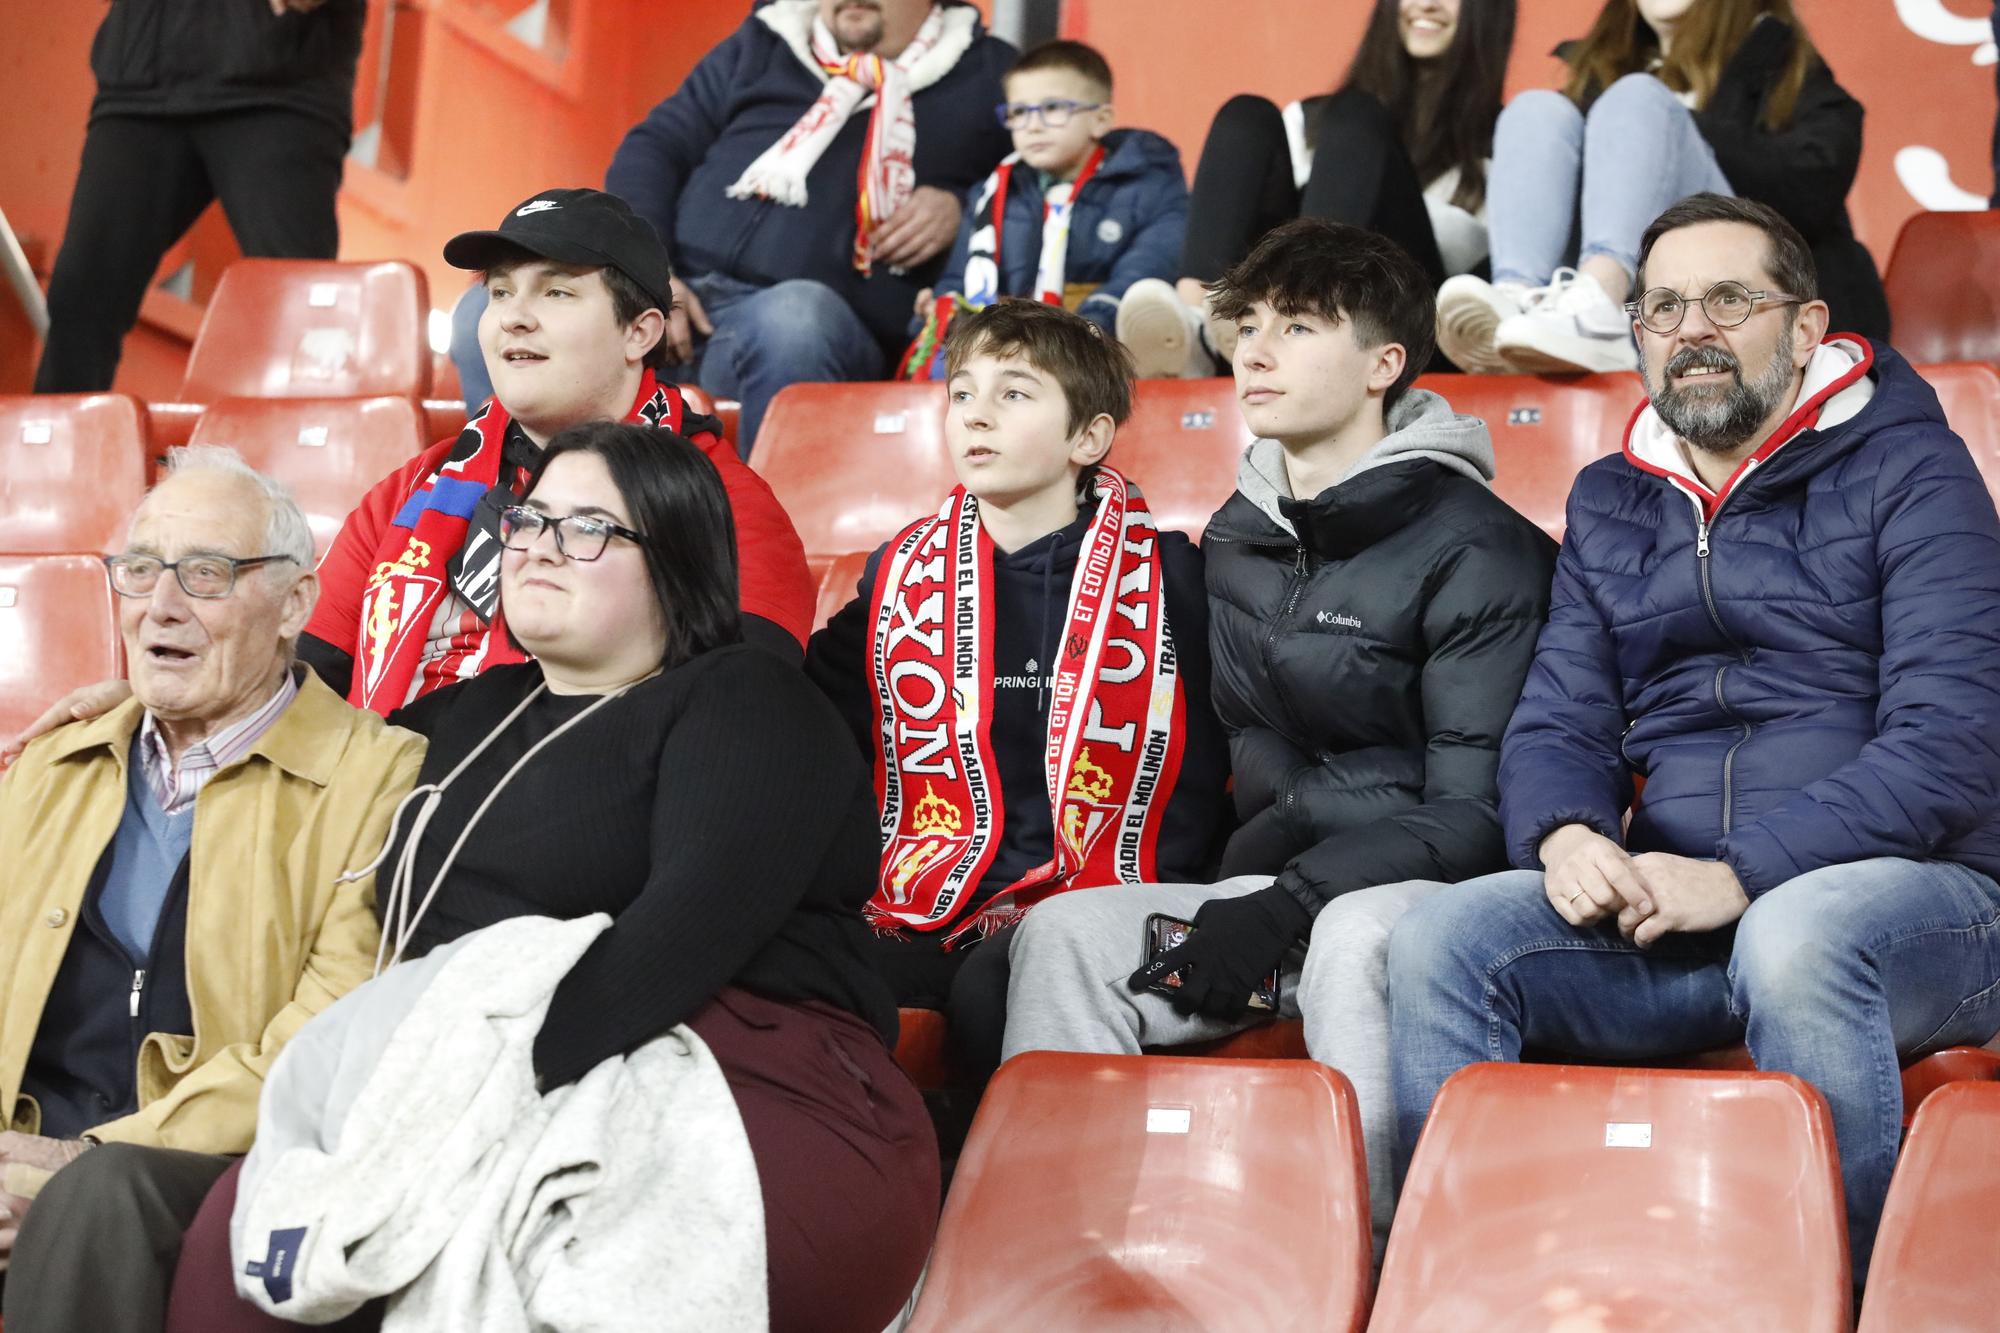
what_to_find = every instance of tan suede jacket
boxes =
[0,672,423,1152]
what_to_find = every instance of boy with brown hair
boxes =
[806,298,1227,1085]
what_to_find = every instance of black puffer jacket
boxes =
[89,0,366,133]
[1205,391,1558,917]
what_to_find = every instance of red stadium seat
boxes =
[811,549,871,633]
[749,382,954,566]
[0,394,151,554]
[1374,1062,1850,1332]
[1416,371,1641,539]
[1858,1080,2000,1332]
[894,1007,954,1091]
[0,556,122,749]
[1913,361,2000,495]
[1115,378,1251,539]
[188,397,428,556]
[1650,1040,2000,1128]
[907,1051,1371,1333]
[1883,210,2000,368]
[179,259,432,403]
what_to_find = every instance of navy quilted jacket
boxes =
[1500,338,2000,895]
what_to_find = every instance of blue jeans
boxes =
[684,272,887,458]
[1387,858,2000,1277]
[1487,74,1733,287]
[444,273,887,458]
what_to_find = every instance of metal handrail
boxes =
[0,205,48,338]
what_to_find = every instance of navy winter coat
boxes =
[931,128,1190,335]
[605,3,1014,356]
[1501,339,2000,896]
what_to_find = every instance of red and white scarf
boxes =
[354,372,698,713]
[728,2,974,274]
[960,145,1106,308]
[865,467,1186,941]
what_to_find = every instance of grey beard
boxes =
[1642,326,1797,455]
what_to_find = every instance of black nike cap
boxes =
[443,188,673,314]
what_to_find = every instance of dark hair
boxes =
[518,421,742,671]
[1340,0,1515,211]
[1006,38,1114,97]
[482,241,669,372]
[942,298,1135,435]
[1563,0,1816,131]
[1635,192,1818,301]
[1207,217,1436,406]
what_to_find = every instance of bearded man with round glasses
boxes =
[1386,192,2000,1282]
[0,447,421,1328]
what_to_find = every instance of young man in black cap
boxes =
[8,189,818,751]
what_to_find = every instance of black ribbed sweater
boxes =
[383,647,895,1089]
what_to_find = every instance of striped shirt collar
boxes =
[138,669,300,815]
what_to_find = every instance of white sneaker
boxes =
[1436,275,1533,375]
[1495,269,1639,374]
[1117,278,1216,379]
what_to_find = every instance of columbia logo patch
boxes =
[1317,611,1362,629]
[516,200,561,216]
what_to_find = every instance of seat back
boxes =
[1913,361,2000,498]
[1884,211,2000,368]
[1375,1062,1850,1332]
[906,1051,1371,1333]
[1859,1080,2000,1332]
[189,397,428,556]
[1416,372,1640,539]
[0,394,151,554]
[1115,378,1252,539]
[749,382,954,564]
[0,556,122,747]
[812,549,872,634]
[180,259,431,402]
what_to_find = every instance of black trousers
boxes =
[1179,90,1447,291]
[865,923,1016,1088]
[2,1142,233,1332]
[34,108,348,393]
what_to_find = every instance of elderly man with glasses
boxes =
[1386,192,2000,1280]
[0,447,422,1329]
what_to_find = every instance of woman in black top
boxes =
[164,422,938,1333]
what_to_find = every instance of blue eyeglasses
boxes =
[993,98,1105,130]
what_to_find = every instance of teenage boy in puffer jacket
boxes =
[1003,217,1558,1262]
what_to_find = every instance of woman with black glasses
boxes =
[159,421,939,1333]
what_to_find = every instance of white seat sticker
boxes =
[1604,1121,1653,1149]
[1145,1106,1192,1135]
[872,412,907,434]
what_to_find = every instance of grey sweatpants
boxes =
[1001,874,1444,1261]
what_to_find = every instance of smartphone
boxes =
[1143,912,1281,1012]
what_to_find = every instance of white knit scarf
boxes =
[727,1,976,273]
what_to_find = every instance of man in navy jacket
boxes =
[605,0,1012,451]
[1388,193,2000,1278]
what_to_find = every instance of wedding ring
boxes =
[1565,890,1585,905]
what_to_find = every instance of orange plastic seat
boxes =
[1415,371,1640,539]
[811,549,871,633]
[0,394,151,554]
[1883,210,2000,368]
[188,397,428,555]
[894,1007,953,1091]
[1115,378,1252,539]
[179,259,432,402]
[1858,1080,2000,1332]
[1375,1062,1850,1332]
[748,382,954,566]
[0,556,122,748]
[1913,361,2000,496]
[907,1051,1371,1333]
[1639,1040,2000,1127]
[1175,1018,1309,1061]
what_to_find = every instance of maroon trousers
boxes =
[165,988,939,1333]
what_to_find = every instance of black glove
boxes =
[1126,888,1311,1021]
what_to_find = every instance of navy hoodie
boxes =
[605,2,1015,357]
[806,507,1231,921]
